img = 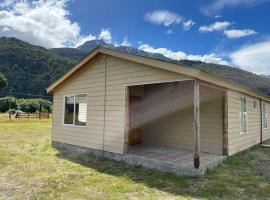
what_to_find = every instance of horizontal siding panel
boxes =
[228,90,261,156]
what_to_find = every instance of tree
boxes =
[0,73,8,90]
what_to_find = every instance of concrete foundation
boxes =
[52,141,226,177]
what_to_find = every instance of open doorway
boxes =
[128,85,144,146]
[124,80,225,173]
[126,80,225,155]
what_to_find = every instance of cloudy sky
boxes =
[0,0,270,75]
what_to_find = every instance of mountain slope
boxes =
[49,48,87,61]
[0,37,76,97]
[77,39,110,52]
[0,37,269,98]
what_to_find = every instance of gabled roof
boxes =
[47,46,270,102]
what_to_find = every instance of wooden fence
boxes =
[15,112,50,119]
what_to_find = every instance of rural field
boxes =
[0,119,270,200]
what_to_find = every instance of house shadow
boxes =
[55,149,204,197]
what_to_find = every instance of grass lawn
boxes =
[0,120,270,200]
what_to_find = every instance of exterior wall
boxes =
[262,102,270,141]
[104,56,191,153]
[228,90,270,155]
[52,55,105,151]
[143,83,224,155]
[52,54,191,154]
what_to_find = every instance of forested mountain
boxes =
[49,48,87,61]
[0,36,269,98]
[0,37,76,97]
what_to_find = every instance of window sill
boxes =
[240,132,248,135]
[62,123,87,128]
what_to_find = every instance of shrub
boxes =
[17,99,52,113]
[0,96,17,112]
[0,97,52,113]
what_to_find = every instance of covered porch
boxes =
[123,79,228,176]
[127,144,225,176]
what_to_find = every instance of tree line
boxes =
[0,96,52,113]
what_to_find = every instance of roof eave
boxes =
[46,46,200,93]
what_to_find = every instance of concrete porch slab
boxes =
[125,145,226,176]
[52,141,226,177]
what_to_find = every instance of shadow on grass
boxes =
[55,149,200,197]
[54,142,270,198]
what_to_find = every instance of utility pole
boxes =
[9,89,12,120]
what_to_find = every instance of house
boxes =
[47,46,270,176]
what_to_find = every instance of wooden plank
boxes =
[223,90,229,155]
[193,79,200,169]
[199,80,227,92]
[260,99,263,143]
[123,87,130,153]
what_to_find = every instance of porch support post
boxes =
[124,87,129,153]
[223,90,229,155]
[193,79,200,169]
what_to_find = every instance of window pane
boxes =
[240,97,247,133]
[75,94,87,126]
[64,96,74,124]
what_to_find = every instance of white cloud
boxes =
[74,35,96,48]
[98,28,112,43]
[230,40,270,75]
[144,10,195,31]
[214,15,222,18]
[145,10,182,27]
[165,29,173,34]
[114,37,132,47]
[224,29,257,38]
[199,21,231,32]
[2,26,10,32]
[201,0,270,16]
[0,0,94,48]
[120,37,132,46]
[183,19,195,31]
[139,44,229,65]
[0,0,14,8]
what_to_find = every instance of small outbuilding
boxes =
[47,46,270,176]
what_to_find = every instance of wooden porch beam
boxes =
[193,79,200,169]
[124,87,130,153]
[199,80,227,92]
[223,90,229,155]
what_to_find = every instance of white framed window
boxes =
[262,103,268,129]
[253,100,259,110]
[63,94,87,126]
[240,97,248,134]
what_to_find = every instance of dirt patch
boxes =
[0,171,24,199]
[250,160,270,177]
[0,170,43,199]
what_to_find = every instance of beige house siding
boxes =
[51,52,269,156]
[104,56,191,153]
[262,102,270,141]
[227,90,268,155]
[143,83,223,155]
[52,55,105,151]
[52,54,192,154]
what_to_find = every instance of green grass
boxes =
[0,120,270,199]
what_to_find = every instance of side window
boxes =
[64,94,87,126]
[262,103,268,129]
[75,94,87,126]
[240,97,247,134]
[64,96,75,125]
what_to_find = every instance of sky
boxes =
[0,0,270,75]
